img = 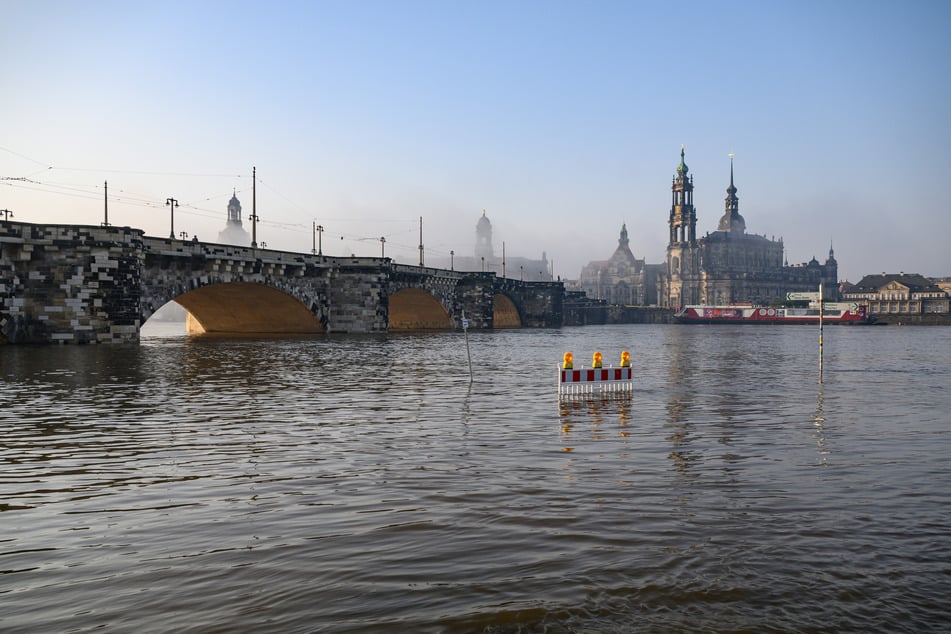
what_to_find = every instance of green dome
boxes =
[677,146,688,175]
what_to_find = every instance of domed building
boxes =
[217,191,251,246]
[572,147,839,308]
[659,148,837,307]
[451,210,553,280]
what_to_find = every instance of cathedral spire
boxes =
[717,152,745,234]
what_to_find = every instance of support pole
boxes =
[103,181,109,226]
[819,280,824,383]
[462,310,473,384]
[250,166,258,248]
[419,216,424,267]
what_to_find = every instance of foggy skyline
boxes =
[2,1,950,283]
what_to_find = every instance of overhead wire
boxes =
[2,147,461,261]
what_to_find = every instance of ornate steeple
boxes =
[668,145,697,245]
[717,153,746,234]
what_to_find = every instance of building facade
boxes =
[658,148,837,307]
[577,224,653,305]
[843,273,949,315]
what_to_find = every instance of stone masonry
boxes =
[1,221,566,344]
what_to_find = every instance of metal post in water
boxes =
[819,280,824,383]
[462,310,473,384]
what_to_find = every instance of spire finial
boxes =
[677,145,688,175]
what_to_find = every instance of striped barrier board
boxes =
[558,365,633,396]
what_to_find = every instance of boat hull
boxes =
[674,304,874,325]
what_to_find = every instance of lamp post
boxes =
[418,216,424,267]
[179,231,188,240]
[312,222,324,255]
[481,256,485,272]
[450,250,454,271]
[0,209,13,221]
[380,236,386,258]
[165,198,178,239]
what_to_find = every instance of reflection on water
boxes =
[2,324,951,632]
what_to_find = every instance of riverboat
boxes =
[674,302,873,325]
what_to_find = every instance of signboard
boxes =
[786,292,820,301]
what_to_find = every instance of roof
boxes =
[851,273,941,292]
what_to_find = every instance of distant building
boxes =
[453,210,553,280]
[577,224,656,305]
[658,147,837,307]
[843,273,949,315]
[572,148,837,308]
[217,191,250,246]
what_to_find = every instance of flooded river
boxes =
[2,323,950,632]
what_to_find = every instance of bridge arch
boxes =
[388,288,453,331]
[165,282,324,335]
[493,293,522,328]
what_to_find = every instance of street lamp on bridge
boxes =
[312,222,324,255]
[165,198,178,239]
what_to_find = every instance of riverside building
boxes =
[576,148,838,307]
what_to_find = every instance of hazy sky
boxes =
[3,0,950,282]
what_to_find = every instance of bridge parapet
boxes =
[2,221,567,343]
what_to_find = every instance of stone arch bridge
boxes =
[0,222,564,344]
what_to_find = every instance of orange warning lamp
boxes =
[592,351,603,368]
[563,352,573,369]
[620,351,631,367]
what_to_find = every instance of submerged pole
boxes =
[819,280,824,383]
[462,310,473,384]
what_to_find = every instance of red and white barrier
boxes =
[558,365,633,396]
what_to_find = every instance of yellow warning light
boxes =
[592,351,603,368]
[563,352,573,369]
[620,351,631,367]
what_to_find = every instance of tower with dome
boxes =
[217,191,251,246]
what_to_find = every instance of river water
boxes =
[2,323,950,633]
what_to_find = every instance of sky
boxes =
[2,0,950,283]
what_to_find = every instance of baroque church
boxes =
[577,148,837,307]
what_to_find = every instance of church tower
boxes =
[227,191,242,225]
[475,209,494,260]
[669,146,697,245]
[665,146,701,307]
[217,190,251,245]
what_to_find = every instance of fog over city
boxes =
[3,1,950,283]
